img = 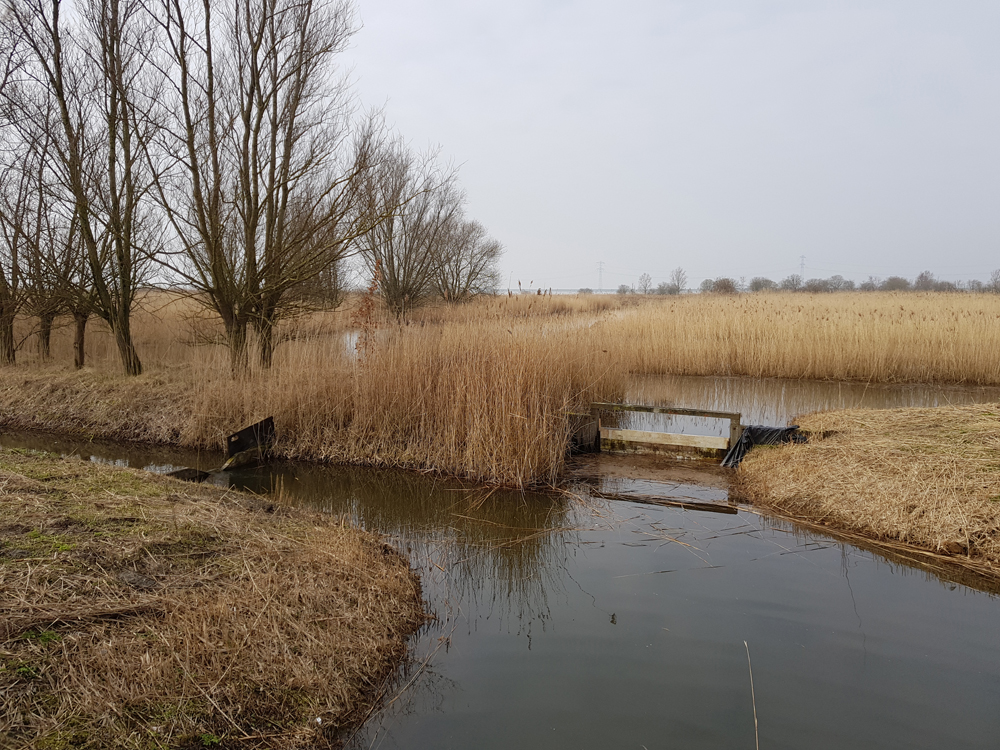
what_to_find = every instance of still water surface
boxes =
[622,373,1000,436]
[3,376,999,749]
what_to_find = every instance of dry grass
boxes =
[735,403,1000,577]
[0,447,425,749]
[6,290,1000,486]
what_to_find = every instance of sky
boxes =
[341,0,1000,291]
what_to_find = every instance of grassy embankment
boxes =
[3,291,1000,487]
[0,446,424,748]
[736,404,1000,581]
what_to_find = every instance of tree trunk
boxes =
[111,313,142,376]
[0,306,15,365]
[73,310,88,369]
[38,310,55,358]
[256,319,274,370]
[227,319,249,376]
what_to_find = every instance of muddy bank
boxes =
[0,447,425,748]
[735,402,1000,582]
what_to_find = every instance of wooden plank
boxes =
[729,420,744,450]
[591,402,741,423]
[599,428,729,450]
[597,492,739,515]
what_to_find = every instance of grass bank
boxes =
[0,447,425,749]
[735,403,1000,582]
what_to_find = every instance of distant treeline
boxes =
[586,269,1000,295]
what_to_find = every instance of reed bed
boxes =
[598,292,1000,384]
[734,403,1000,576]
[5,290,1000,485]
[3,293,626,486]
[0,447,425,748]
[188,316,625,486]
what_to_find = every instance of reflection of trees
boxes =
[230,462,573,629]
[0,430,224,473]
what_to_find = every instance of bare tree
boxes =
[13,121,70,359]
[656,266,686,295]
[0,35,93,368]
[148,0,380,370]
[0,160,26,364]
[881,276,911,291]
[433,218,502,302]
[0,14,26,364]
[989,269,1000,294]
[7,0,159,375]
[780,274,802,291]
[0,127,57,363]
[669,266,687,294]
[749,276,777,292]
[710,277,738,294]
[356,143,460,317]
[859,275,881,291]
[21,198,94,367]
[637,272,652,295]
[914,270,936,291]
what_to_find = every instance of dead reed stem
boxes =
[744,641,759,750]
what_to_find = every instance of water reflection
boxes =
[348,494,1000,750]
[228,462,573,632]
[0,429,225,474]
[623,374,1000,435]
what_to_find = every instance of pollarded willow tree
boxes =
[0,79,94,368]
[354,139,502,316]
[432,219,502,303]
[6,0,158,375]
[150,0,388,371]
[354,141,461,317]
[1,0,501,373]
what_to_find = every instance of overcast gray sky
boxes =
[342,0,1000,291]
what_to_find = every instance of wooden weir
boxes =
[588,403,744,461]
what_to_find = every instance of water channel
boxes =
[2,375,999,749]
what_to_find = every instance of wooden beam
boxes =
[597,492,739,515]
[599,428,729,451]
[591,402,741,423]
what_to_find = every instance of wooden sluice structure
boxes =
[580,403,744,462]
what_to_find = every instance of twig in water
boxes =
[744,640,759,750]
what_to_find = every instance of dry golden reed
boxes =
[5,290,1000,485]
[598,292,1000,384]
[3,292,627,486]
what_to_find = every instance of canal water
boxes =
[621,373,1000,436]
[2,376,999,749]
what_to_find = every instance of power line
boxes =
[596,261,605,293]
